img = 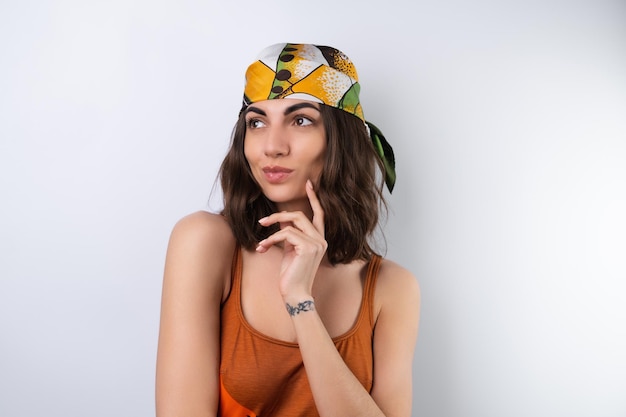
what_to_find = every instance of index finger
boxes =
[306,179,325,236]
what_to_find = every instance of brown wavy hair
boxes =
[219,104,387,265]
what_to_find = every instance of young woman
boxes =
[156,43,420,417]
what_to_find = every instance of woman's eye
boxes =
[247,119,265,129]
[295,116,313,126]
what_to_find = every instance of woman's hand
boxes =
[255,180,327,303]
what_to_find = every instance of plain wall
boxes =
[1,1,625,416]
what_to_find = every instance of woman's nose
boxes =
[264,125,289,157]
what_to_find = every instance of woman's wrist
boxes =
[285,299,315,316]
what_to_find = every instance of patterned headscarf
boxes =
[242,43,396,193]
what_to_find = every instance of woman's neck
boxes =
[274,199,314,221]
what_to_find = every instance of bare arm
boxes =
[155,212,235,417]
[370,261,421,416]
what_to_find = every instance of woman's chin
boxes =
[264,191,309,210]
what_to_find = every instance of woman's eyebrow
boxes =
[284,102,321,115]
[244,106,266,116]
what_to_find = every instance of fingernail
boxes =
[306,179,313,189]
[258,217,268,224]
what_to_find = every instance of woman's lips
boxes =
[262,166,293,183]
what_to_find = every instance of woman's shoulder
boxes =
[164,211,236,300]
[373,257,421,312]
[167,211,236,270]
[170,211,235,245]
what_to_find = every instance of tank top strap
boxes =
[223,244,242,307]
[363,254,382,327]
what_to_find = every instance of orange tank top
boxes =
[218,248,381,417]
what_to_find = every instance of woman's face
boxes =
[243,99,326,211]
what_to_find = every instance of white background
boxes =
[1,1,625,416]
